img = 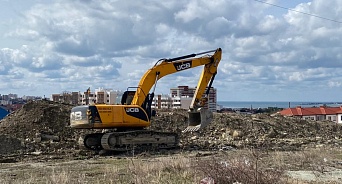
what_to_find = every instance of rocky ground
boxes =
[0,100,342,161]
[1,100,342,183]
[152,109,342,152]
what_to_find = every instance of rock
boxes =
[40,133,60,142]
[31,151,42,155]
[232,130,242,138]
[191,136,198,140]
[266,127,278,138]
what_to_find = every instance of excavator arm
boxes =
[131,48,222,108]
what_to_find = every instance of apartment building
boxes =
[51,91,77,104]
[151,95,192,109]
[170,86,217,112]
[51,88,120,105]
[152,86,217,112]
[152,95,172,109]
[93,88,118,105]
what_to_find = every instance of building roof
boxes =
[280,106,342,116]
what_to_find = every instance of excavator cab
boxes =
[120,90,136,105]
[121,88,156,119]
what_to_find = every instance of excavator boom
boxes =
[131,48,222,107]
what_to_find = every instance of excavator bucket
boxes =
[183,108,213,132]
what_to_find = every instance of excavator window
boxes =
[121,91,136,105]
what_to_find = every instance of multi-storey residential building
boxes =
[79,89,94,105]
[2,94,9,101]
[51,91,75,104]
[152,95,172,109]
[152,86,217,112]
[0,99,9,105]
[170,86,195,98]
[151,95,193,110]
[51,88,120,105]
[170,86,217,112]
[8,93,18,99]
[71,92,80,105]
[93,88,118,105]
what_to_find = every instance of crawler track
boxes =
[81,130,179,152]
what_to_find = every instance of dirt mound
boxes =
[0,100,82,156]
[1,101,342,158]
[151,110,342,151]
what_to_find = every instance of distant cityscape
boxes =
[49,86,218,112]
[0,86,218,119]
[0,93,43,109]
[0,93,45,119]
[2,88,342,124]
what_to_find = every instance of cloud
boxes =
[1,0,342,101]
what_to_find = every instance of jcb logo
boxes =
[174,61,192,71]
[176,63,191,71]
[126,108,139,113]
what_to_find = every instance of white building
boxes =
[280,106,342,124]
[52,88,121,105]
[151,86,217,112]
[152,95,172,109]
[170,86,217,112]
[93,88,119,105]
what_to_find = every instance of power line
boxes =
[254,0,342,24]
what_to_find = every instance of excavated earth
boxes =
[0,100,342,162]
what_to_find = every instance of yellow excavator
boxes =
[70,48,222,151]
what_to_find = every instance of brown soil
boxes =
[1,100,342,183]
[152,110,342,151]
[0,100,341,160]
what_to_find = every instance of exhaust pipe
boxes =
[183,108,213,132]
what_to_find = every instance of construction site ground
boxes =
[0,100,342,183]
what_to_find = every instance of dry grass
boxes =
[0,156,198,184]
[193,150,287,184]
[0,148,341,184]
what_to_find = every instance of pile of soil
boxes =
[0,100,92,157]
[152,111,342,151]
[0,101,342,159]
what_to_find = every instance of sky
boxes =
[1,0,342,102]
